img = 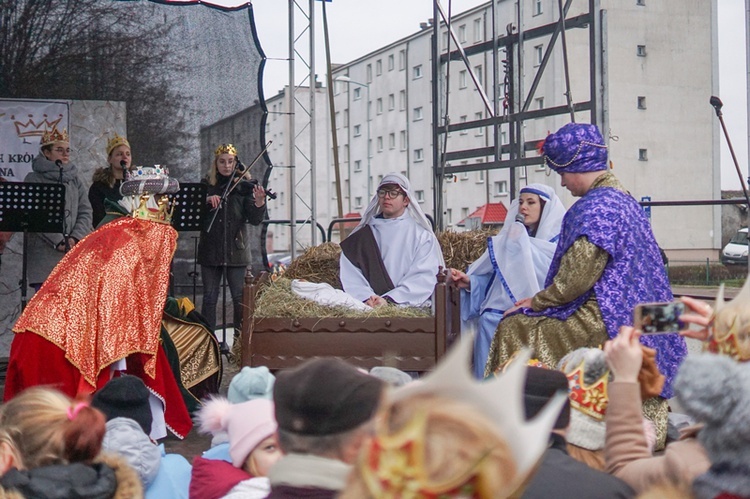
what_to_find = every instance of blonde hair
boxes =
[0,388,105,470]
[341,394,517,498]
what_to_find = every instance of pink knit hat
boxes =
[197,397,278,468]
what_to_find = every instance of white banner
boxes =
[0,100,70,182]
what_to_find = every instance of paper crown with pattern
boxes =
[106,134,130,156]
[710,280,750,362]
[365,337,566,498]
[564,360,609,421]
[214,143,238,157]
[41,126,69,146]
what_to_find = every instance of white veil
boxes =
[352,173,434,234]
[466,183,565,312]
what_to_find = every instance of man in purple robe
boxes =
[484,123,687,449]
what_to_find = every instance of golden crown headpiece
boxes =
[359,410,495,498]
[106,134,130,156]
[565,361,609,421]
[131,193,175,224]
[41,127,69,146]
[214,143,237,157]
[383,337,566,498]
[709,281,750,362]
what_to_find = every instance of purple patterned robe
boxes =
[525,186,687,398]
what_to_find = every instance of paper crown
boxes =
[106,134,130,156]
[41,127,69,146]
[709,281,750,362]
[565,361,609,421]
[215,143,238,157]
[378,337,566,498]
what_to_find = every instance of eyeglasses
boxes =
[377,189,405,199]
[53,147,71,154]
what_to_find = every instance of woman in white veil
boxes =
[451,184,565,378]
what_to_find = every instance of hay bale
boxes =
[284,242,342,289]
[254,277,431,318]
[437,228,498,271]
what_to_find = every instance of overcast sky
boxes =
[252,0,748,190]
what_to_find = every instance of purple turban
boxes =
[542,123,608,173]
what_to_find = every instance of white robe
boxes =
[340,213,444,307]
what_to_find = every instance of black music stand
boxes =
[0,182,65,310]
[168,183,206,297]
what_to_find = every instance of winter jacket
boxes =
[197,175,265,267]
[24,154,92,284]
[88,177,123,228]
[190,456,250,499]
[0,453,141,499]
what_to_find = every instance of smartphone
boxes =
[633,301,687,334]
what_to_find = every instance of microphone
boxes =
[120,160,128,178]
[515,212,525,224]
[55,159,62,169]
[709,96,723,117]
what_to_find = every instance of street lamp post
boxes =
[335,76,371,198]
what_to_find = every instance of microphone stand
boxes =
[710,96,750,265]
[55,159,70,253]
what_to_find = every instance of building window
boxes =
[458,24,466,43]
[501,130,508,144]
[446,208,452,225]
[473,18,483,42]
[368,139,372,158]
[637,45,647,57]
[414,148,424,162]
[399,90,406,110]
[344,144,349,162]
[637,96,647,109]
[639,148,648,161]
[376,59,382,76]
[461,207,469,219]
[413,107,423,121]
[366,64,372,82]
[399,49,406,70]
[474,65,483,88]
[494,180,508,196]
[376,98,383,115]
[389,133,395,149]
[536,97,544,109]
[475,112,484,136]
[517,166,527,179]
[533,0,543,16]
[353,87,361,100]
[388,54,394,71]
[353,124,361,137]
[459,70,468,89]
[388,94,395,111]
[343,109,349,127]
[335,111,340,129]
[534,45,543,66]
[476,170,485,183]
[460,115,468,135]
[354,160,362,172]
[377,136,383,152]
[415,190,425,203]
[399,130,407,150]
[413,65,423,79]
[355,196,363,208]
[637,0,645,5]
[442,31,450,49]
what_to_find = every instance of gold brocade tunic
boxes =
[484,172,625,376]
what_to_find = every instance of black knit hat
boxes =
[524,366,571,430]
[273,358,385,436]
[91,375,153,435]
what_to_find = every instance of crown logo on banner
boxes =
[40,126,69,146]
[13,114,64,139]
[566,361,609,421]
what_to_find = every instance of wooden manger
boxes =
[240,269,461,372]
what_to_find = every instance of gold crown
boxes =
[214,143,237,157]
[386,337,566,497]
[709,282,750,361]
[106,134,130,156]
[565,361,609,421]
[41,126,69,146]
[131,194,174,224]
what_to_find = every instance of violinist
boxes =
[197,144,266,337]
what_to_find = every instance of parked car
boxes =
[721,228,749,265]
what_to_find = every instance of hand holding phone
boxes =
[633,302,687,334]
